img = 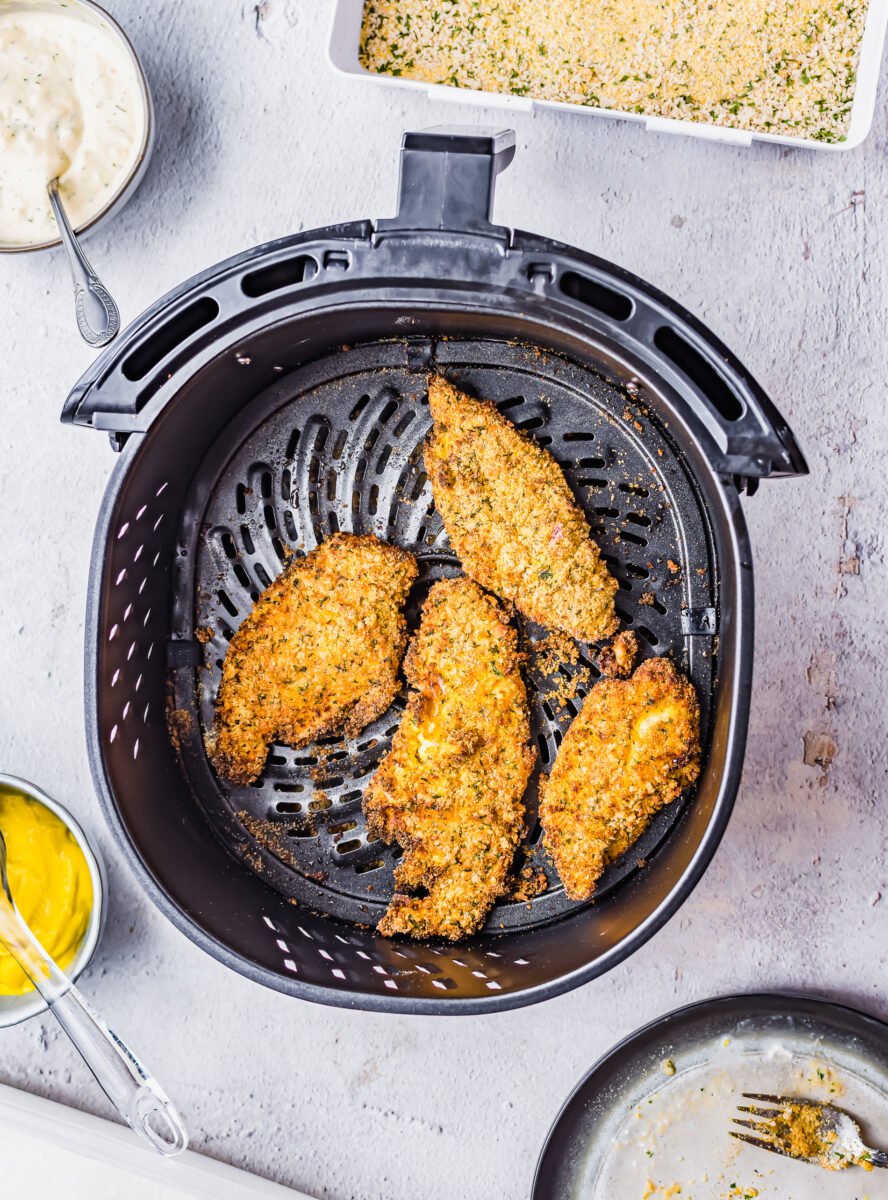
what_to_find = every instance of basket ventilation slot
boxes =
[242,255,319,298]
[654,326,744,422]
[122,299,220,382]
[559,271,632,322]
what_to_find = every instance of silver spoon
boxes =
[0,827,187,1156]
[47,178,121,347]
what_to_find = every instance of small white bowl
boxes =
[0,774,107,1028]
[0,0,155,255]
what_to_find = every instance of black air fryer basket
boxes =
[63,129,806,1013]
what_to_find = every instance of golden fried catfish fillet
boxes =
[208,533,417,786]
[363,577,535,940]
[425,375,619,642]
[540,657,701,901]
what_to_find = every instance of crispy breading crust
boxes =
[208,533,418,787]
[425,375,619,643]
[363,577,536,940]
[540,657,701,902]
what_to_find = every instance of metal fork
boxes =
[731,1092,888,1169]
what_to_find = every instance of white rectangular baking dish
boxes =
[329,0,888,151]
[0,1082,312,1199]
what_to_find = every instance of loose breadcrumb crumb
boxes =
[533,631,592,710]
[535,630,581,674]
[507,864,549,900]
[598,630,640,679]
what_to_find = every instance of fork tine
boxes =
[737,1104,781,1118]
[742,1093,783,1103]
[730,1131,794,1159]
[732,1117,778,1136]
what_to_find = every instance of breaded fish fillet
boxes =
[540,657,701,901]
[364,577,535,940]
[425,375,619,642]
[208,533,417,787]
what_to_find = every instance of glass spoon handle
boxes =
[0,884,187,1156]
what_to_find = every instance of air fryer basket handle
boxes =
[375,126,516,238]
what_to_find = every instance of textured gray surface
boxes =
[1,3,887,1198]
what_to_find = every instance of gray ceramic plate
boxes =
[533,992,888,1198]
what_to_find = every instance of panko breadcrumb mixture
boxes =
[359,0,866,142]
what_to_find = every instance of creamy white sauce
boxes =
[0,1,144,246]
[593,1040,888,1200]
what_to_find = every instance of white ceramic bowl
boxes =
[0,773,107,1027]
[0,0,155,254]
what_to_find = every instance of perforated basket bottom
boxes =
[170,337,717,933]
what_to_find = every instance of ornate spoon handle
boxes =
[47,179,121,347]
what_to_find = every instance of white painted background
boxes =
[1,4,886,1197]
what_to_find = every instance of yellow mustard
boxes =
[0,788,94,996]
